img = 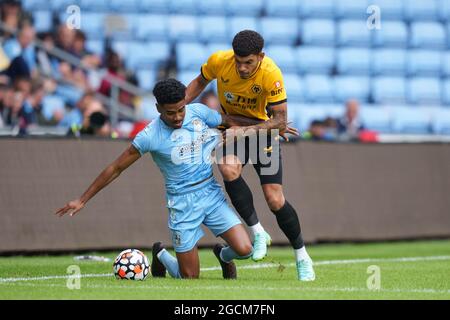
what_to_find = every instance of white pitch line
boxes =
[0,255,449,283]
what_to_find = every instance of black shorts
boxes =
[217,131,283,185]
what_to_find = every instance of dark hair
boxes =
[153,78,186,105]
[232,30,264,57]
[89,112,108,128]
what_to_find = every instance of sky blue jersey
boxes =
[132,103,223,194]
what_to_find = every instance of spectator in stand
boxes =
[0,0,32,40]
[337,99,365,141]
[200,90,220,112]
[72,30,101,69]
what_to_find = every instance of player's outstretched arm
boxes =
[55,145,141,217]
[185,74,210,104]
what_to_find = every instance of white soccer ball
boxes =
[113,249,150,280]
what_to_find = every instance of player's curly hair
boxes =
[232,30,264,57]
[153,78,186,105]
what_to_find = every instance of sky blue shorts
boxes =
[166,177,242,253]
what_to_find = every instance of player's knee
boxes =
[266,193,285,212]
[234,242,253,257]
[181,269,199,279]
[219,164,241,181]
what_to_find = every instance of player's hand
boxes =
[55,199,85,217]
[279,122,300,142]
[222,126,245,144]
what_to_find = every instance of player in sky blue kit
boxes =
[55,79,280,279]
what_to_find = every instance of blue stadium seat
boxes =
[360,106,392,133]
[77,13,105,40]
[109,0,139,12]
[42,95,66,122]
[443,52,450,77]
[228,17,260,41]
[372,77,407,104]
[410,22,446,49]
[206,43,230,56]
[295,105,327,131]
[261,18,299,45]
[391,107,432,134]
[403,0,439,21]
[33,11,52,32]
[50,0,75,11]
[85,40,104,56]
[298,0,334,18]
[303,75,334,102]
[337,20,372,47]
[169,0,198,15]
[78,0,109,11]
[283,74,304,102]
[106,14,139,41]
[432,108,450,134]
[334,76,371,103]
[300,19,335,46]
[296,46,335,74]
[442,79,450,105]
[197,0,226,15]
[407,50,442,77]
[225,0,264,17]
[138,0,169,13]
[337,48,371,75]
[136,15,168,41]
[372,21,408,47]
[265,46,297,73]
[168,15,199,42]
[199,16,228,43]
[369,0,404,20]
[176,43,208,71]
[126,42,171,71]
[265,0,299,17]
[407,77,442,105]
[335,0,369,19]
[23,0,50,11]
[372,49,407,76]
[136,69,157,91]
[439,0,450,22]
[178,71,216,93]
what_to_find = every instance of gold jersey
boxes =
[201,49,287,121]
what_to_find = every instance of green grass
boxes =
[1,240,449,300]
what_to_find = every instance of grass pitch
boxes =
[0,240,449,300]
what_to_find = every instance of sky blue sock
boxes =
[158,249,182,279]
[220,246,253,263]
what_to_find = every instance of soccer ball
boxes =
[113,249,150,280]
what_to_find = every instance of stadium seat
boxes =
[109,0,139,12]
[260,18,299,46]
[206,43,230,56]
[300,19,336,46]
[334,76,371,103]
[335,0,369,19]
[225,0,264,17]
[294,105,327,131]
[265,45,297,73]
[78,0,109,12]
[369,0,404,20]
[403,0,439,21]
[127,42,171,71]
[337,20,372,47]
[298,0,334,18]
[51,0,78,11]
[439,0,450,22]
[303,75,334,102]
[372,21,408,47]
[32,11,52,33]
[178,71,216,93]
[372,49,407,76]
[176,43,208,71]
[42,95,66,122]
[391,107,432,134]
[169,0,198,15]
[443,52,450,77]
[197,0,226,15]
[410,22,446,49]
[138,0,169,13]
[360,106,392,133]
[228,17,260,41]
[337,48,371,75]
[199,16,228,43]
[407,50,442,77]
[432,108,450,134]
[282,74,304,102]
[168,15,199,42]
[136,15,169,41]
[105,14,138,40]
[442,79,450,105]
[296,46,335,74]
[265,0,299,17]
[22,0,50,11]
[407,77,442,105]
[372,77,407,104]
[85,40,105,56]
[136,69,157,91]
[55,84,83,107]
[77,13,105,40]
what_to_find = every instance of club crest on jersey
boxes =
[192,119,204,131]
[251,84,262,95]
[224,92,234,101]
